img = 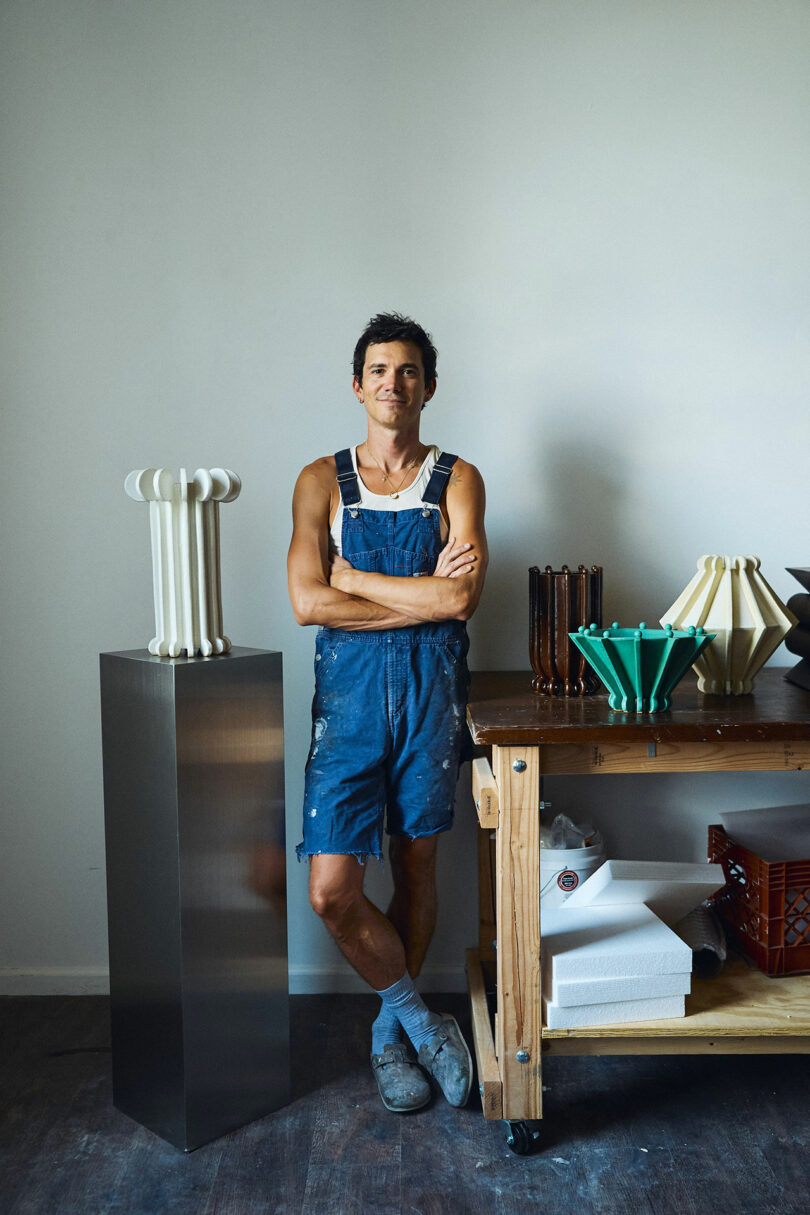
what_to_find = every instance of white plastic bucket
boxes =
[540,837,605,907]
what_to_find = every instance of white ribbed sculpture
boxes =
[661,555,797,695]
[125,467,241,658]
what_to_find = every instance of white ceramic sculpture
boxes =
[661,555,797,695]
[125,467,241,658]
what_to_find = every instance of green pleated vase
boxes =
[569,622,715,713]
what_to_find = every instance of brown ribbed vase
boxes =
[529,564,604,696]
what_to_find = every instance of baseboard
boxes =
[0,968,111,996]
[0,962,468,997]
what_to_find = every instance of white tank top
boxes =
[330,444,450,557]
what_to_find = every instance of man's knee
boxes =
[309,862,362,925]
[309,877,342,922]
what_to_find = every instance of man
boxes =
[287,312,487,1113]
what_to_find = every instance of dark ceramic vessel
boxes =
[529,564,603,696]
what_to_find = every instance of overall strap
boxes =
[334,448,361,506]
[421,452,459,506]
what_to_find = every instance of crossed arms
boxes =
[287,456,488,631]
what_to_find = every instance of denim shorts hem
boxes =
[295,842,383,865]
[387,818,454,841]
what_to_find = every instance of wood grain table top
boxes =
[467,667,810,746]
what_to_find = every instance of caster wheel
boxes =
[504,1120,538,1155]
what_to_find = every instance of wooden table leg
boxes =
[492,744,542,1121]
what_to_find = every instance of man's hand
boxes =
[329,552,356,592]
[433,536,477,579]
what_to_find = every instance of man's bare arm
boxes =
[329,460,488,622]
[287,461,423,631]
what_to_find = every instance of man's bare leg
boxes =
[308,850,442,1047]
[386,835,439,979]
[382,835,472,1107]
[308,845,471,1109]
[308,853,406,990]
[308,853,438,1111]
[365,835,439,1051]
[308,839,439,987]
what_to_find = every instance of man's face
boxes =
[352,341,436,428]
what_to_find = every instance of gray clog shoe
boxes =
[417,1015,473,1107]
[371,1043,431,1113]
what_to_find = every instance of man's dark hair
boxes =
[352,312,438,385]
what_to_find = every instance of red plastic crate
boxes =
[708,824,810,976]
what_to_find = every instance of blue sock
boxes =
[375,973,443,1052]
[371,1000,404,1056]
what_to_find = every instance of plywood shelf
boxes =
[542,959,810,1055]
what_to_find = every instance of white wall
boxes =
[2,0,809,994]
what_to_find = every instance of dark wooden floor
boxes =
[1,994,808,1215]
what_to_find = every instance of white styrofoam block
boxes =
[542,903,692,982]
[546,968,691,1008]
[562,859,725,926]
[544,993,686,1030]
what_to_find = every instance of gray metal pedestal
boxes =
[100,647,289,1151]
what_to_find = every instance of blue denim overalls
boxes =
[297,449,471,861]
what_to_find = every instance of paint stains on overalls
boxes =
[297,450,470,861]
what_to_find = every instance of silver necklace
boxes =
[364,445,422,499]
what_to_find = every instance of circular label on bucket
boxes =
[557,870,579,892]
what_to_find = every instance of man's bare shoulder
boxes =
[447,456,485,493]
[295,455,338,494]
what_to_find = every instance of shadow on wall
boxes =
[473,433,640,668]
[543,773,707,863]
[537,434,667,625]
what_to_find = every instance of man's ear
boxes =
[423,377,437,404]
[352,374,364,403]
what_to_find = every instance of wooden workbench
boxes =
[465,668,810,1144]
